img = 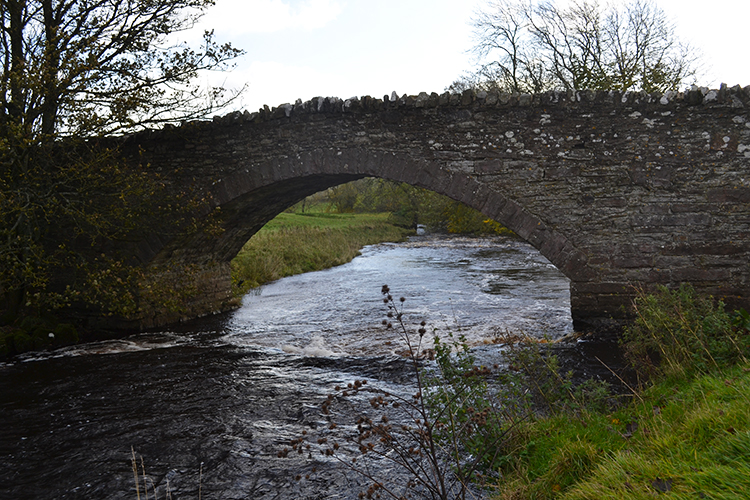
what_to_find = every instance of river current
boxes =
[0,234,617,499]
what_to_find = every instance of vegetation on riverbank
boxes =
[312,177,515,236]
[230,180,515,296]
[491,285,750,499]
[497,362,750,499]
[230,212,412,296]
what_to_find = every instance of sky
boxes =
[185,0,750,113]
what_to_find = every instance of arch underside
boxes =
[136,148,607,330]
[199,148,594,282]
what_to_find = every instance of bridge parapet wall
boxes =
[121,85,750,332]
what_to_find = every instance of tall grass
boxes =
[622,284,749,380]
[490,285,750,499]
[230,212,410,295]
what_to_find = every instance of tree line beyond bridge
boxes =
[117,86,750,333]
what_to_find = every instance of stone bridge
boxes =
[119,85,750,333]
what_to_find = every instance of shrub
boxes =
[53,323,79,345]
[622,284,749,380]
[0,316,79,357]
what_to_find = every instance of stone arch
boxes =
[188,147,592,285]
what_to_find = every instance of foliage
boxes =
[501,338,613,415]
[424,331,512,476]
[0,0,242,325]
[494,361,750,499]
[458,0,699,93]
[1,0,243,137]
[317,177,514,236]
[0,137,219,324]
[0,315,78,357]
[733,308,750,332]
[622,284,749,380]
[492,287,750,499]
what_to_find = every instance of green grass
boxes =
[491,287,750,500]
[230,212,411,295]
[493,363,750,499]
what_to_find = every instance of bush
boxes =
[7,330,34,353]
[622,284,749,380]
[425,331,510,476]
[501,338,612,416]
[0,316,79,357]
[53,323,79,345]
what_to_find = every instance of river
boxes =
[0,234,621,499]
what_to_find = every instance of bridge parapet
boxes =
[198,85,750,125]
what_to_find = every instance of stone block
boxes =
[707,187,750,203]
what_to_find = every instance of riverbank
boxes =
[489,286,750,499]
[491,362,750,499]
[230,211,412,296]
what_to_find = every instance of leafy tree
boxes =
[0,0,242,326]
[319,178,512,236]
[458,0,698,93]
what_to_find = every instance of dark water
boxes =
[0,235,621,499]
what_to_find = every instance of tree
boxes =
[0,0,242,327]
[458,0,698,93]
[1,0,243,137]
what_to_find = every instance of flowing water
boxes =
[0,235,622,499]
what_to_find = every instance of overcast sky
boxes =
[187,0,750,113]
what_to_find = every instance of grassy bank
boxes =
[491,286,750,500]
[494,363,750,499]
[230,212,411,295]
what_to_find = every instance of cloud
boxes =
[201,0,345,35]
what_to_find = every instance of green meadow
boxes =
[230,212,411,295]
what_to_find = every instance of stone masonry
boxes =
[118,85,750,333]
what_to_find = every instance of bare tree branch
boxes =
[454,0,700,93]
